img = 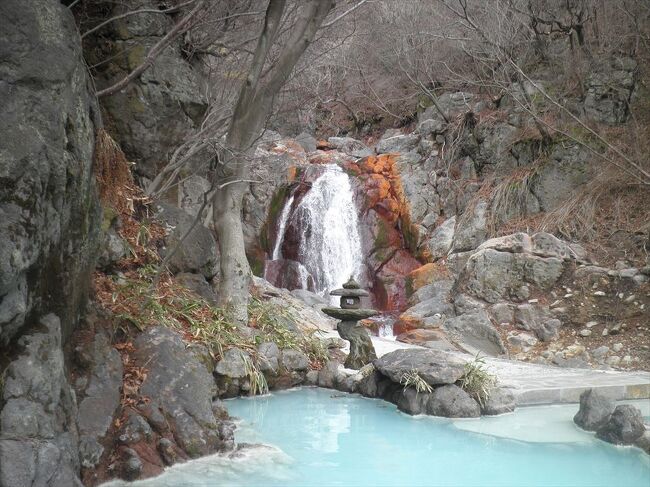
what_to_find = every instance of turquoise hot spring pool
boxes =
[106,387,650,487]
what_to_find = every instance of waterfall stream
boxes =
[274,164,363,299]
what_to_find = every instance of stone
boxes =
[133,327,232,457]
[317,361,341,389]
[281,349,309,372]
[592,346,609,360]
[264,259,315,292]
[0,315,82,486]
[327,137,372,158]
[376,134,420,154]
[451,200,488,253]
[596,405,646,445]
[481,388,516,416]
[612,343,623,352]
[322,308,379,321]
[75,330,123,468]
[118,412,153,445]
[633,431,650,455]
[290,289,328,308]
[490,303,514,325]
[442,310,506,357]
[154,203,219,279]
[215,348,250,380]
[425,217,456,260]
[584,57,637,125]
[374,349,466,386]
[258,342,280,375]
[514,304,562,342]
[337,321,378,370]
[573,389,616,431]
[579,329,592,337]
[98,228,128,269]
[175,273,217,305]
[427,385,481,418]
[417,118,447,136]
[477,233,533,254]
[507,332,538,350]
[0,0,101,346]
[463,248,564,304]
[397,388,431,415]
[295,132,318,152]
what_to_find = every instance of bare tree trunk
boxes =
[212,0,334,324]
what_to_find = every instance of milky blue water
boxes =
[106,388,650,487]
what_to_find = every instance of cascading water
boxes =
[271,195,295,260]
[281,164,364,300]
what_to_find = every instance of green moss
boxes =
[101,206,118,232]
[126,45,146,70]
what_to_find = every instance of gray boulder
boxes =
[442,310,506,357]
[596,405,646,445]
[573,389,616,432]
[175,272,218,305]
[376,134,420,154]
[155,203,219,279]
[75,331,123,468]
[327,137,372,158]
[134,327,231,457]
[281,349,310,372]
[98,228,128,269]
[374,349,466,386]
[515,304,562,342]
[451,200,488,253]
[634,431,650,455]
[215,348,250,380]
[481,388,516,415]
[584,57,637,125]
[295,132,318,152]
[427,385,481,418]
[425,217,456,260]
[258,342,281,375]
[0,315,82,487]
[290,289,328,308]
[397,388,431,415]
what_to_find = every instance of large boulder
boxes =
[596,405,646,445]
[515,304,562,342]
[451,200,488,253]
[327,137,372,158]
[376,133,420,155]
[427,384,481,418]
[583,57,637,125]
[397,388,431,415]
[154,203,219,279]
[442,310,506,357]
[133,327,231,457]
[374,349,466,386]
[425,217,456,260]
[481,388,516,416]
[0,0,101,346]
[573,389,616,432]
[264,259,314,291]
[0,315,82,487]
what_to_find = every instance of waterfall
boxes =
[290,164,363,298]
[271,194,295,260]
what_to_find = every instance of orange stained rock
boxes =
[287,165,298,182]
[406,262,450,295]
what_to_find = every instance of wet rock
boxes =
[633,431,650,455]
[374,349,466,386]
[120,449,143,481]
[264,259,314,291]
[317,361,341,389]
[215,347,250,394]
[157,439,178,466]
[481,388,516,415]
[427,385,481,418]
[337,321,378,370]
[574,389,615,431]
[133,327,230,457]
[397,388,431,415]
[175,273,218,305]
[596,405,645,445]
[155,203,219,279]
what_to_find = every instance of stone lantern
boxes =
[322,276,378,370]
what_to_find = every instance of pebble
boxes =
[579,329,592,337]
[528,298,539,304]
[602,329,609,336]
[624,294,636,303]
[564,293,573,298]
[550,300,562,308]
[593,291,606,297]
[609,324,622,335]
[612,343,623,352]
[586,321,598,328]
[618,293,625,299]
[606,355,621,366]
[621,355,633,366]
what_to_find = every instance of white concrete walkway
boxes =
[320,329,650,406]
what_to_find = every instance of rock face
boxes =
[573,389,616,432]
[0,0,101,345]
[337,320,378,370]
[86,0,207,179]
[583,57,637,125]
[0,315,83,487]
[596,405,646,445]
[133,327,232,458]
[374,349,466,386]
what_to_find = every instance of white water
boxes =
[289,165,363,298]
[271,194,295,260]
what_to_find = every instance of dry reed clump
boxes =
[93,128,137,216]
